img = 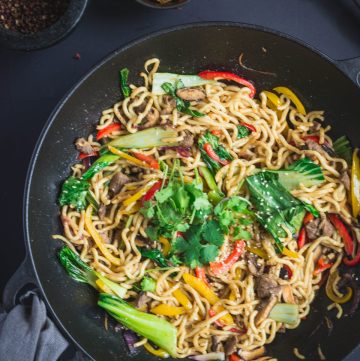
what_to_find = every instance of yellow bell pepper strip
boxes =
[183,273,234,325]
[229,290,236,301]
[351,148,360,218]
[108,146,152,169]
[150,304,186,316]
[282,247,299,259]
[144,342,169,358]
[262,90,281,108]
[159,236,171,256]
[119,202,142,215]
[326,270,353,304]
[172,289,192,310]
[273,86,306,115]
[246,246,269,260]
[123,181,157,206]
[85,205,121,265]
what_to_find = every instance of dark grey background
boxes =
[0,0,359,358]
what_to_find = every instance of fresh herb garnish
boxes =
[120,68,131,98]
[161,80,205,117]
[198,131,233,174]
[237,125,251,138]
[140,276,156,292]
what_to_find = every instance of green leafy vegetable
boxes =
[119,68,131,98]
[333,135,352,164]
[237,125,251,138]
[98,294,177,357]
[198,131,233,174]
[161,81,205,118]
[59,246,126,298]
[152,72,216,95]
[140,276,156,292]
[59,176,99,211]
[269,303,299,324]
[140,248,170,267]
[81,154,119,180]
[267,157,325,190]
[101,127,179,154]
[199,166,224,204]
[246,171,310,250]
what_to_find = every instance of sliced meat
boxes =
[340,171,351,191]
[320,214,335,237]
[305,218,321,240]
[134,292,151,311]
[211,335,221,352]
[109,172,131,195]
[246,253,264,276]
[238,346,266,361]
[180,131,194,148]
[176,87,206,101]
[141,107,160,129]
[75,137,94,154]
[224,336,237,356]
[98,203,106,220]
[305,139,325,154]
[255,275,281,299]
[161,95,176,115]
[255,295,277,327]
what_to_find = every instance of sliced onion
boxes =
[161,146,191,158]
[122,329,139,355]
[189,352,225,361]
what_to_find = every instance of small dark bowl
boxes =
[135,0,190,9]
[0,0,88,51]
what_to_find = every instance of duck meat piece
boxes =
[161,95,177,115]
[246,253,264,276]
[255,295,277,327]
[224,336,237,356]
[176,87,206,101]
[319,214,335,237]
[134,292,151,311]
[305,218,321,240]
[109,172,131,195]
[180,131,194,148]
[305,139,335,157]
[340,171,351,191]
[75,137,94,154]
[211,335,221,352]
[255,275,281,299]
[141,107,160,129]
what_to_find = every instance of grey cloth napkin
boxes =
[0,290,68,361]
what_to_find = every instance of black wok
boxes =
[3,23,360,361]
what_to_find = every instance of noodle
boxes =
[55,58,354,358]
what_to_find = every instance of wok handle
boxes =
[336,57,360,87]
[2,256,36,311]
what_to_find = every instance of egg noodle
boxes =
[55,58,354,359]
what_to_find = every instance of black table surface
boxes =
[0,0,360,359]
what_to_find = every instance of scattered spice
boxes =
[0,0,69,34]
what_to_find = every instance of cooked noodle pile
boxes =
[55,58,353,359]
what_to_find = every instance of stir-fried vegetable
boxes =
[140,248,171,268]
[333,135,352,164]
[198,70,256,98]
[267,157,325,191]
[246,171,311,252]
[313,257,333,275]
[237,125,251,138]
[199,166,224,204]
[96,123,121,140]
[273,86,306,115]
[143,343,169,358]
[119,68,131,98]
[102,127,180,152]
[132,152,160,170]
[142,180,163,202]
[152,72,216,95]
[172,289,192,310]
[268,303,299,324]
[262,90,281,108]
[141,276,156,292]
[59,176,89,210]
[98,294,177,357]
[328,214,354,256]
[124,181,157,207]
[161,80,205,117]
[351,148,360,219]
[326,270,353,304]
[195,266,209,286]
[198,131,233,174]
[151,304,185,316]
[108,146,155,169]
[59,246,127,298]
[82,153,119,180]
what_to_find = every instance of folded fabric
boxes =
[0,290,68,361]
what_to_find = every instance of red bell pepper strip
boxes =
[283,264,293,280]
[314,257,333,275]
[198,70,256,98]
[203,143,230,166]
[344,245,360,266]
[142,180,162,202]
[210,129,222,136]
[240,122,256,133]
[208,309,244,334]
[229,353,241,361]
[303,212,315,225]
[210,240,246,275]
[297,227,307,249]
[132,152,160,170]
[78,151,98,160]
[96,123,121,140]
[195,267,209,286]
[303,135,331,147]
[328,214,354,256]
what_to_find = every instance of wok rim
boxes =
[22,21,360,360]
